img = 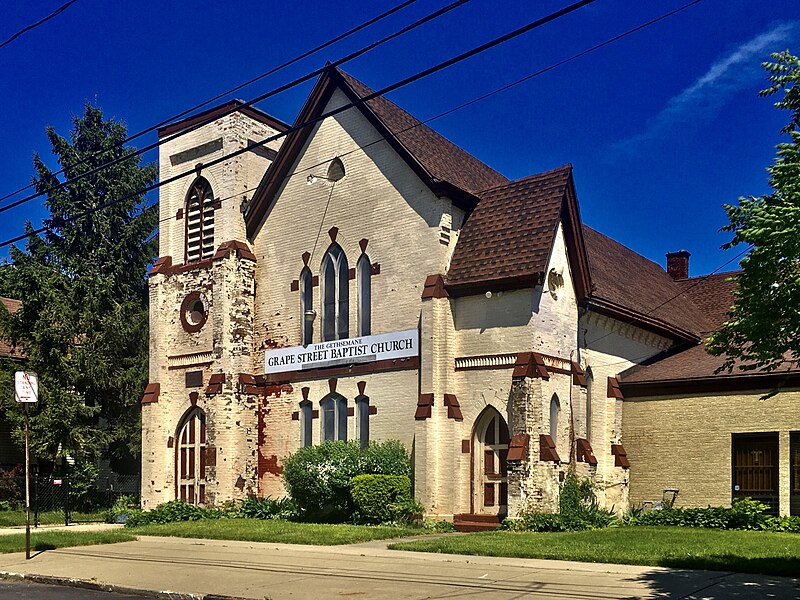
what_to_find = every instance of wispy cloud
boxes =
[611,21,798,153]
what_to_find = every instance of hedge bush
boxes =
[624,497,800,532]
[282,440,411,522]
[125,500,222,527]
[350,475,417,524]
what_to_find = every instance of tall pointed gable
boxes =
[245,67,508,237]
[446,165,591,300]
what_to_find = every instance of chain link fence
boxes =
[0,474,139,527]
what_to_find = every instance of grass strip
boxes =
[0,530,135,554]
[0,510,108,527]
[130,518,421,545]
[389,526,800,577]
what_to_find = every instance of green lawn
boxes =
[130,518,423,545]
[0,530,135,554]
[0,510,107,527]
[389,527,800,577]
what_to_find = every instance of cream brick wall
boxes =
[624,389,800,515]
[578,312,671,511]
[158,113,281,262]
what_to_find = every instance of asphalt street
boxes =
[0,580,144,599]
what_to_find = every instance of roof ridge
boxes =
[478,164,572,194]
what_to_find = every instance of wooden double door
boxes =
[473,408,509,515]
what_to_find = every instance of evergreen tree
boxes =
[708,51,800,373]
[0,104,157,473]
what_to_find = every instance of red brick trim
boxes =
[421,274,448,299]
[576,438,597,465]
[572,362,587,387]
[607,377,624,399]
[368,405,377,415]
[312,409,319,419]
[213,240,256,262]
[371,263,380,276]
[263,356,419,384]
[513,352,549,379]
[328,226,339,243]
[359,238,368,253]
[348,267,356,280]
[507,434,530,461]
[312,275,319,287]
[291,411,299,420]
[148,256,172,277]
[167,436,174,448]
[205,373,225,395]
[301,387,310,401]
[357,381,367,395]
[290,280,299,292]
[611,444,630,468]
[328,378,338,394]
[461,439,471,454]
[302,251,311,265]
[175,208,184,220]
[415,393,434,420]
[443,394,463,420]
[539,434,560,462]
[141,383,160,405]
[347,407,355,417]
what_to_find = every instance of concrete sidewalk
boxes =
[0,535,798,599]
[0,523,123,536]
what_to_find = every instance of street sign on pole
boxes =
[14,371,37,560]
[14,371,38,403]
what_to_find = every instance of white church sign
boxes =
[265,329,419,374]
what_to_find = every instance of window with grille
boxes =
[321,244,349,341]
[185,177,215,262]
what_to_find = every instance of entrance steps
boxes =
[453,513,502,532]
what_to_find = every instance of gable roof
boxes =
[676,272,738,335]
[245,67,508,237]
[445,165,591,300]
[582,226,707,342]
[157,99,290,138]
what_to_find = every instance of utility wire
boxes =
[0,0,79,50]
[0,0,420,205]
[0,0,473,216]
[0,0,597,251]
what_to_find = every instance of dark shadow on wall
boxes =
[620,563,800,599]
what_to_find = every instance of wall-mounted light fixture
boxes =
[306,157,346,185]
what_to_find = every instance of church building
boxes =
[142,66,800,521]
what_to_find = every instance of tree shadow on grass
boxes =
[620,558,800,599]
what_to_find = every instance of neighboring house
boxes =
[0,298,25,470]
[142,65,800,520]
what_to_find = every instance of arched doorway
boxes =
[472,407,509,515]
[176,407,207,505]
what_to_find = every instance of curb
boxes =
[0,571,251,600]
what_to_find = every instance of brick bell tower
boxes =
[141,102,287,508]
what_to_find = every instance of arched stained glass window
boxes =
[321,244,349,341]
[357,254,371,337]
[320,393,347,442]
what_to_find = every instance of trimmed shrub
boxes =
[236,496,299,520]
[282,440,411,522]
[351,475,414,524]
[124,500,221,528]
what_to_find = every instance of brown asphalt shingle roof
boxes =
[676,272,738,334]
[338,70,508,196]
[446,165,573,288]
[582,226,710,338]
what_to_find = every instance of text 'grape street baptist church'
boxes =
[142,65,800,522]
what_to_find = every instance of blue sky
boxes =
[1,0,798,276]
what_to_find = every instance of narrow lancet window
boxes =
[185,177,215,262]
[321,244,349,341]
[357,254,371,337]
[300,267,313,346]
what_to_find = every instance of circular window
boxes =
[180,292,208,333]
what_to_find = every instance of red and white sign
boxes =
[14,372,38,403]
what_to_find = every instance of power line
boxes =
[6,0,703,255]
[0,0,472,217]
[0,0,79,50]
[0,0,420,206]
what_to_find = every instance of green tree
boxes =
[0,104,157,473]
[708,51,800,373]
